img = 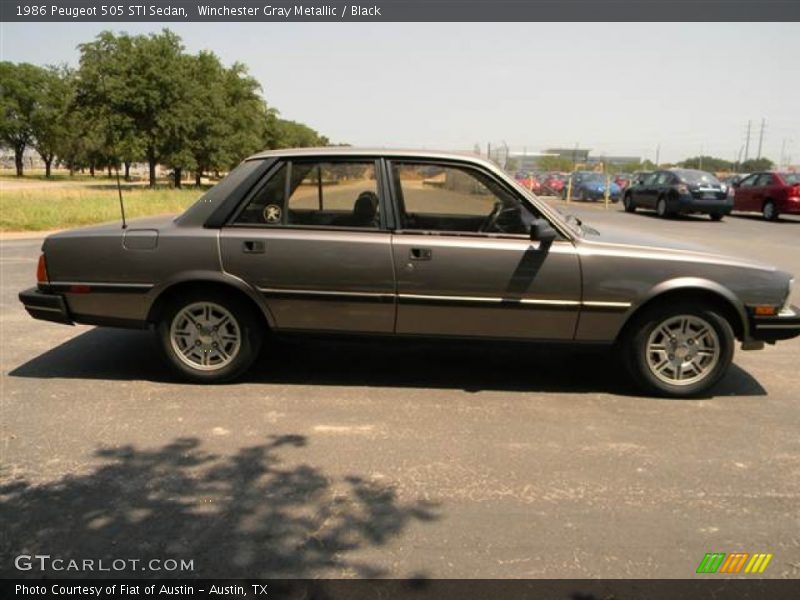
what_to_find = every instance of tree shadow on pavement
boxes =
[0,435,439,579]
[8,327,766,397]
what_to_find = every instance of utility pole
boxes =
[744,120,752,162]
[655,144,660,167]
[757,118,766,159]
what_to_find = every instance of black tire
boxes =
[623,194,636,213]
[621,302,734,398]
[656,197,669,218]
[157,290,263,383]
[763,200,778,221]
[709,213,724,221]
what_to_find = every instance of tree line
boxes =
[0,29,330,186]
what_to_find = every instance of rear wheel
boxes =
[656,197,669,218]
[763,200,778,221]
[709,213,724,221]
[622,302,734,397]
[623,194,636,213]
[157,291,263,383]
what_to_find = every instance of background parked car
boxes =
[515,172,542,194]
[540,172,567,195]
[733,171,800,221]
[562,171,621,202]
[614,173,632,189]
[623,168,732,220]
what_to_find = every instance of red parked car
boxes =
[733,171,800,221]
[540,173,567,195]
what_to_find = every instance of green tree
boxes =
[77,30,191,187]
[740,157,773,172]
[264,111,328,149]
[536,155,574,172]
[0,62,46,176]
[679,156,733,172]
[28,65,72,177]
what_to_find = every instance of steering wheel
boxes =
[480,201,518,233]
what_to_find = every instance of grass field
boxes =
[0,185,202,231]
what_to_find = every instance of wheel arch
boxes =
[616,278,748,343]
[145,271,275,329]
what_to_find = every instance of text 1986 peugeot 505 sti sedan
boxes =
[19,149,800,397]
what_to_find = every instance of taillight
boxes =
[36,254,48,283]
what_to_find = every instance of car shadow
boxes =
[632,211,722,223]
[0,435,439,579]
[8,327,767,398]
[729,212,800,224]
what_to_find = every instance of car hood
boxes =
[578,223,776,271]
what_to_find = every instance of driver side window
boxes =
[392,162,533,235]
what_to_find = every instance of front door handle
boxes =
[242,240,265,254]
[409,247,432,261]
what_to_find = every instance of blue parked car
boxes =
[562,171,621,202]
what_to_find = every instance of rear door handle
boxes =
[409,247,432,261]
[242,240,265,254]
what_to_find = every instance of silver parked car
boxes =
[19,148,800,397]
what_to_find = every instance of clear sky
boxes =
[1,22,798,164]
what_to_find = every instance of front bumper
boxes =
[750,305,800,343]
[19,286,74,325]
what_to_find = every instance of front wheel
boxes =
[622,303,734,397]
[157,292,263,383]
[709,213,724,221]
[623,194,636,213]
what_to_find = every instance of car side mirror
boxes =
[530,219,557,246]
[732,181,740,188]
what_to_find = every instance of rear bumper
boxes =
[750,305,800,343]
[18,286,74,325]
[676,195,733,214]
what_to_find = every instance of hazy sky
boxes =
[2,22,798,163]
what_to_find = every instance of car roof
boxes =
[246,146,495,165]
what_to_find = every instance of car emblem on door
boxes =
[263,204,282,223]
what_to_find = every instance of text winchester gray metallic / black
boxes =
[19,148,800,396]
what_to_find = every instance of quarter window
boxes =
[392,162,535,234]
[234,160,381,228]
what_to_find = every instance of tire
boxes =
[621,302,734,398]
[623,194,636,213]
[709,213,724,221]
[157,291,263,383]
[580,189,589,202]
[763,200,778,221]
[656,197,669,218]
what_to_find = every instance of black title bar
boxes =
[2,1,800,22]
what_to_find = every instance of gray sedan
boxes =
[19,149,800,397]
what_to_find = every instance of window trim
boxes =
[385,158,566,241]
[224,157,390,233]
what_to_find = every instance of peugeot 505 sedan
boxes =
[19,149,800,397]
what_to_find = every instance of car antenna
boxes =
[99,74,127,229]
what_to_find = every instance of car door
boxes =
[635,172,659,208]
[735,173,759,211]
[387,159,581,340]
[220,158,396,333]
[753,173,776,208]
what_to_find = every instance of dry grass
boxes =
[0,185,202,231]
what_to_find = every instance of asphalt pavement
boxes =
[1,204,799,579]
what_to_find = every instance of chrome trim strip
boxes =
[259,287,391,299]
[583,301,632,308]
[49,281,155,289]
[756,324,800,330]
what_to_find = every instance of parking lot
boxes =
[1,204,799,579]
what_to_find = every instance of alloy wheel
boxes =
[645,315,720,386]
[169,301,242,371]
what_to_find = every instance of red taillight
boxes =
[36,254,48,283]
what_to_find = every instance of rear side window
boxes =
[233,160,381,229]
